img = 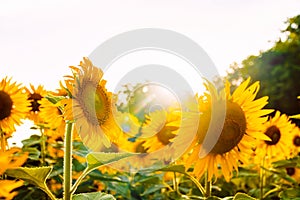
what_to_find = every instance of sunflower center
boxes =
[293,136,300,147]
[286,167,295,176]
[210,101,247,154]
[135,141,148,153]
[0,91,13,120]
[28,93,42,112]
[264,126,281,145]
[157,126,178,145]
[80,81,110,125]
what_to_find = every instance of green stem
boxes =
[40,128,46,166]
[63,123,73,200]
[173,172,179,194]
[186,173,206,196]
[204,171,211,198]
[42,187,57,200]
[260,157,266,200]
[70,167,89,194]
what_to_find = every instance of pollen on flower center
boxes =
[264,125,281,145]
[210,101,247,154]
[28,93,42,112]
[293,136,300,147]
[0,91,13,120]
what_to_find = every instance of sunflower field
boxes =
[1,16,300,200]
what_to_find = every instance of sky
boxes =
[1,0,300,91]
[1,0,300,145]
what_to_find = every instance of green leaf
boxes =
[6,166,52,188]
[141,184,165,196]
[21,135,41,147]
[86,152,134,172]
[232,193,256,200]
[70,152,134,195]
[45,94,65,104]
[88,170,125,183]
[72,192,115,200]
[5,167,55,199]
[272,159,297,168]
[22,147,41,160]
[279,188,300,199]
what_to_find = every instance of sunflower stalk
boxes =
[186,173,206,196]
[259,156,266,200]
[70,167,89,194]
[204,171,212,198]
[63,122,73,200]
[40,128,46,166]
[173,172,179,194]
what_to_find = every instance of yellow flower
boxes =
[0,77,31,133]
[0,180,24,200]
[0,147,28,175]
[25,84,47,123]
[255,111,295,163]
[39,97,65,139]
[290,126,300,156]
[111,112,154,169]
[185,78,273,181]
[63,57,122,151]
[142,109,181,152]
[286,167,300,182]
[47,179,62,194]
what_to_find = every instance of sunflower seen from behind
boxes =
[255,111,295,164]
[0,77,30,134]
[185,78,273,181]
[63,57,122,151]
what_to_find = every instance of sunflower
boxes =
[185,78,273,181]
[113,111,147,153]
[25,84,47,123]
[255,111,295,163]
[286,167,300,182]
[39,97,66,139]
[290,126,300,156]
[113,132,150,170]
[0,147,28,175]
[0,180,24,200]
[63,57,122,151]
[0,77,30,134]
[142,109,181,152]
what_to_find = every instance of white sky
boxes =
[1,0,300,147]
[1,0,300,91]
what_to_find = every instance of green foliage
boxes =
[86,152,134,171]
[5,167,52,190]
[72,192,115,200]
[5,167,56,200]
[226,15,300,115]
